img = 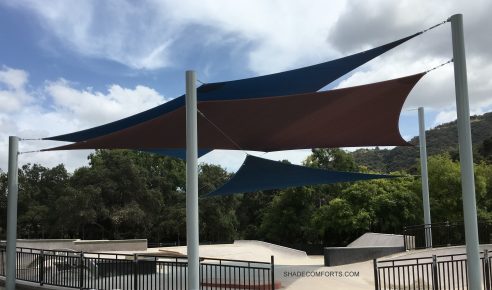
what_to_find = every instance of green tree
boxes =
[198,164,238,242]
[312,198,361,246]
[304,148,358,171]
[426,154,464,222]
[236,191,276,239]
[259,187,316,245]
[475,162,492,220]
[17,164,71,238]
[312,175,420,246]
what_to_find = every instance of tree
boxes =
[475,163,492,221]
[304,148,360,209]
[312,175,420,246]
[477,136,492,162]
[304,148,358,171]
[368,177,421,233]
[17,164,71,238]
[198,164,238,242]
[236,191,276,239]
[312,198,361,246]
[426,154,464,222]
[259,187,316,245]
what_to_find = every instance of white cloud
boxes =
[3,0,345,73]
[434,110,457,126]
[0,66,28,90]
[46,80,165,127]
[0,67,167,172]
[167,0,347,74]
[0,66,32,113]
[4,0,177,70]
[432,107,487,127]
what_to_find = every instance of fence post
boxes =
[446,221,451,246]
[271,255,275,290]
[0,247,3,276]
[79,251,84,290]
[133,254,138,290]
[403,227,407,251]
[432,255,439,290]
[373,259,379,290]
[485,250,491,290]
[39,250,44,286]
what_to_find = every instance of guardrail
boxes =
[373,250,492,290]
[403,220,492,250]
[0,246,276,290]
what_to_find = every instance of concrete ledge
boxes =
[324,246,404,266]
[73,239,147,245]
[3,239,148,252]
[234,240,307,258]
[16,239,79,251]
[348,233,404,247]
[73,239,147,252]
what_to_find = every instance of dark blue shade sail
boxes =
[207,155,397,196]
[141,149,210,159]
[45,33,418,144]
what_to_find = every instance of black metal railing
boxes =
[403,221,492,250]
[373,250,492,290]
[0,245,5,276]
[0,246,276,290]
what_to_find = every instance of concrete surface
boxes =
[15,239,78,250]
[347,232,404,247]
[73,239,147,252]
[324,246,403,266]
[323,233,405,266]
[150,240,317,265]
[7,239,148,252]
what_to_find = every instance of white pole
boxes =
[418,107,432,248]
[185,70,200,290]
[449,14,481,290]
[6,136,19,290]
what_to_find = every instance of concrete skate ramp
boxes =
[234,240,307,258]
[347,232,404,248]
[154,240,314,265]
[324,233,405,266]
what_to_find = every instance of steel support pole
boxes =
[418,107,432,248]
[6,136,19,290]
[186,70,200,290]
[449,14,481,290]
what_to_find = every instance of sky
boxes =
[0,0,491,173]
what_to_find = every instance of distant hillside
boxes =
[351,111,492,173]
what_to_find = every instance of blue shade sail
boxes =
[206,155,397,196]
[45,34,418,143]
[141,148,210,159]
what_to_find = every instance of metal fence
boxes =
[0,246,275,290]
[403,221,492,250]
[373,250,492,290]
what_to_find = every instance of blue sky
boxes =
[1,0,491,172]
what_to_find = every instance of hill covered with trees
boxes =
[352,112,492,172]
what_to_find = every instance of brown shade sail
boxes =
[44,73,425,152]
